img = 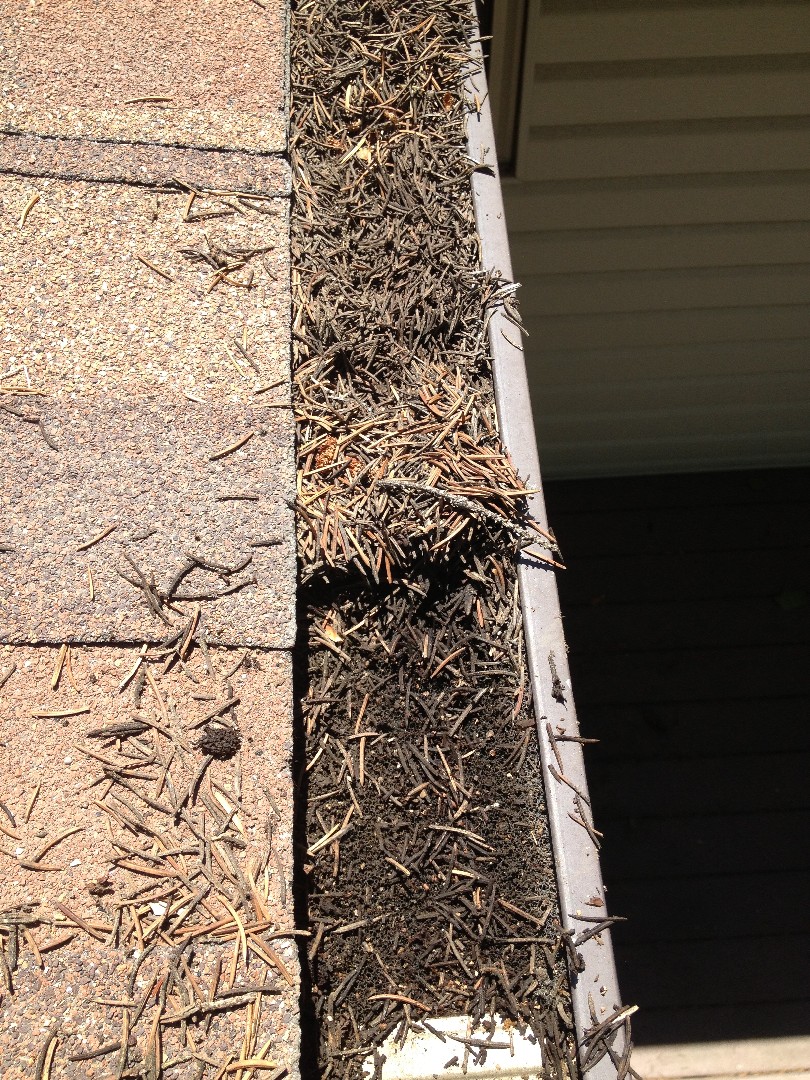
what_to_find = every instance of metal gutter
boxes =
[465,30,631,1080]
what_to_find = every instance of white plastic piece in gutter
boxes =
[464,16,631,1080]
[363,1015,544,1080]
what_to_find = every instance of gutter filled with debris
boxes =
[290,2,634,1079]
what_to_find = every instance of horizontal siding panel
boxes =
[543,481,810,556]
[537,370,810,416]
[502,173,810,231]
[632,1042,810,1080]
[611,871,810,944]
[523,304,810,350]
[535,51,810,81]
[558,494,808,561]
[522,341,810,388]
[531,68,810,125]
[564,594,810,653]
[572,641,810,704]
[534,430,810,479]
[530,6,810,64]
[588,748,809,815]
[557,546,810,606]
[527,338,810,385]
[545,464,810,512]
[579,699,810,764]
[518,117,810,181]
[543,0,806,8]
[510,223,810,274]
[519,264,810,317]
[536,404,810,448]
[616,935,810,1009]
[601,809,810,881]
[632,999,810,1047]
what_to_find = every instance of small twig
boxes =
[68,1042,122,1062]
[33,1024,59,1080]
[378,479,555,550]
[19,192,40,228]
[76,524,117,552]
[136,254,175,282]
[209,431,255,461]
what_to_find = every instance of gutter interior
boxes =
[286,1,615,1077]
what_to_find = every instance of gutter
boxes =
[465,31,632,1080]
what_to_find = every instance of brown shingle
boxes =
[0,134,290,196]
[0,176,289,403]
[0,643,299,1078]
[0,397,295,646]
[0,0,287,153]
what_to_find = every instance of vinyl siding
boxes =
[501,0,810,478]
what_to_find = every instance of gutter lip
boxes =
[464,22,630,1080]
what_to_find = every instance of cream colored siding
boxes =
[502,1,810,478]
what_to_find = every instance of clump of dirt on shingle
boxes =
[198,722,242,760]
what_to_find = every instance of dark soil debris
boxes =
[199,723,243,760]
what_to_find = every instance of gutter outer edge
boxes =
[464,32,629,1080]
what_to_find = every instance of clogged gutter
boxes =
[290,3,577,1078]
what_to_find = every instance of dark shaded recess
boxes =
[292,596,320,1080]
[546,466,810,1046]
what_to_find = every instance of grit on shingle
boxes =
[0,176,289,403]
[0,2,298,1075]
[0,643,300,1079]
[0,396,295,646]
[0,0,287,153]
